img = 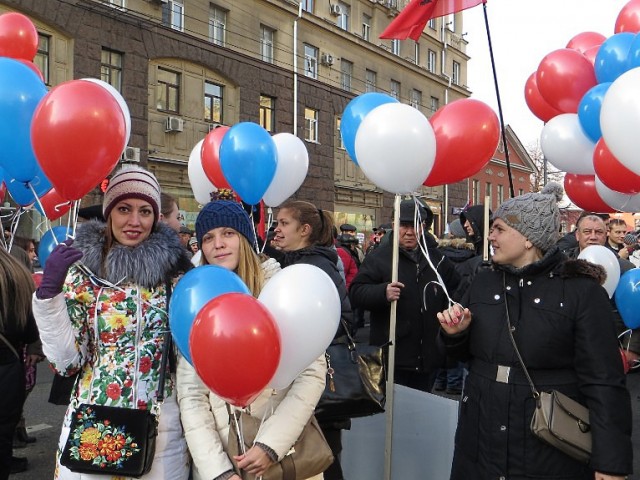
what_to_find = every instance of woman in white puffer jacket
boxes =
[176,195,326,480]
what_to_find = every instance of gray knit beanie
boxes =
[103,165,161,225]
[195,200,256,248]
[492,182,564,253]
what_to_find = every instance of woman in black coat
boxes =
[437,184,632,480]
[273,199,355,480]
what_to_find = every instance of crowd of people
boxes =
[0,165,637,479]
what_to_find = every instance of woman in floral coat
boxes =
[32,166,193,479]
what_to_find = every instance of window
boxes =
[157,67,180,113]
[446,15,456,32]
[390,79,400,100]
[337,2,350,31]
[336,117,345,149]
[414,42,420,65]
[34,33,50,85]
[101,48,123,92]
[204,81,223,123]
[497,184,504,204]
[259,95,275,132]
[452,60,460,85]
[362,14,371,41]
[108,0,125,8]
[260,25,275,63]
[304,108,318,143]
[209,6,227,46]
[518,188,524,196]
[410,89,422,109]
[365,69,376,93]
[162,1,184,31]
[391,39,400,56]
[485,182,492,203]
[301,0,313,13]
[472,180,480,205]
[304,44,318,79]
[427,49,436,73]
[340,59,353,92]
[430,96,439,113]
[427,18,436,29]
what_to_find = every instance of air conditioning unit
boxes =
[321,53,334,66]
[330,4,342,16]
[208,122,222,133]
[165,116,184,133]
[122,146,140,163]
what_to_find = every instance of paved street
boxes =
[15,363,640,479]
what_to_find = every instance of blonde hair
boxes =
[0,248,35,332]
[201,233,265,298]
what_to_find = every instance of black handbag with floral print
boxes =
[60,281,173,477]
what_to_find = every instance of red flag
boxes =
[380,0,486,41]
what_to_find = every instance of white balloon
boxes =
[578,245,620,297]
[188,139,217,204]
[594,176,640,212]
[354,103,436,194]
[258,264,341,390]
[601,66,640,176]
[82,78,131,152]
[540,113,596,175]
[263,133,309,207]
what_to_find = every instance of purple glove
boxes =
[36,239,83,299]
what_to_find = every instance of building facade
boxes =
[2,0,473,239]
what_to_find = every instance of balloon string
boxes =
[260,208,273,255]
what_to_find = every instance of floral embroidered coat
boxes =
[33,220,193,480]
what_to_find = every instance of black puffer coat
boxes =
[441,248,632,479]
[350,235,460,373]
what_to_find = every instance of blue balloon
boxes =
[577,82,611,143]
[6,172,52,206]
[38,226,73,269]
[340,93,399,165]
[219,122,277,205]
[627,32,640,70]
[169,265,250,364]
[594,32,635,84]
[614,268,640,329]
[0,58,48,182]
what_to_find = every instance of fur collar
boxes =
[74,220,192,288]
[558,258,606,284]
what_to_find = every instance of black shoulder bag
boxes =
[60,281,173,477]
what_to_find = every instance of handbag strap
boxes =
[0,331,20,360]
[502,272,540,399]
[156,279,173,405]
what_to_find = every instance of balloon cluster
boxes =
[0,13,130,225]
[339,92,500,193]
[169,264,340,407]
[527,0,640,211]
[188,123,309,207]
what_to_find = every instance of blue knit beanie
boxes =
[195,200,256,248]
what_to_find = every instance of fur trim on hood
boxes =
[559,258,607,285]
[437,238,475,251]
[74,220,192,288]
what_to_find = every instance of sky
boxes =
[463,0,626,150]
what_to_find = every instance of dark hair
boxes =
[160,192,178,218]
[279,200,334,247]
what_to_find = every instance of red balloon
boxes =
[0,12,38,61]
[616,0,640,33]
[39,188,72,221]
[189,292,281,408]
[583,46,600,67]
[536,49,597,113]
[31,80,126,201]
[424,99,500,187]
[0,182,5,204]
[566,32,607,54]
[524,72,563,123]
[32,272,43,288]
[201,126,231,189]
[564,174,612,212]
[16,59,44,82]
[593,138,640,195]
